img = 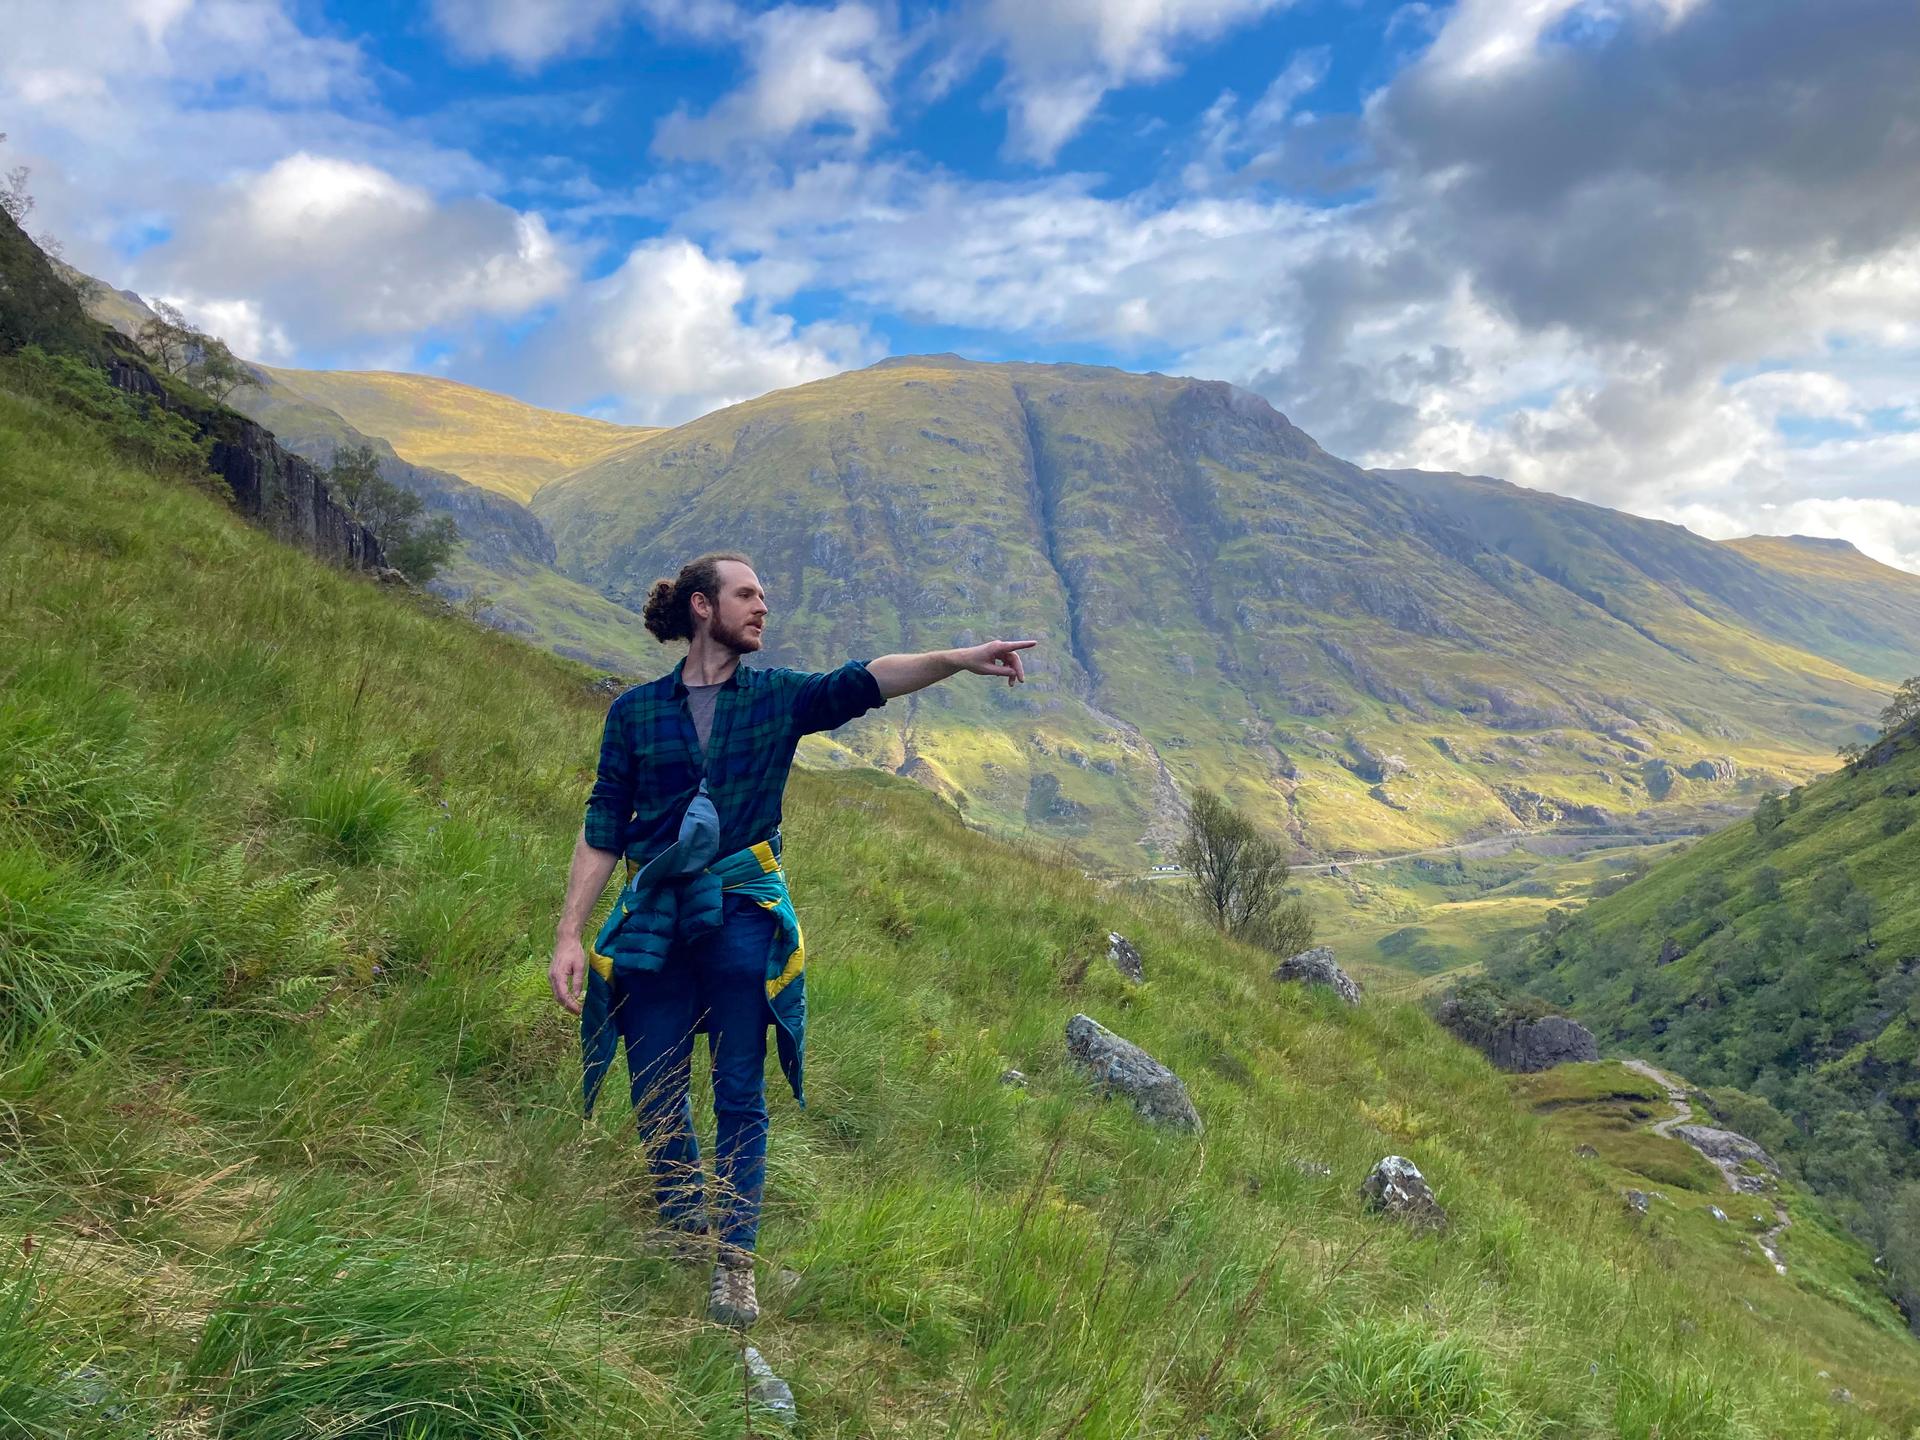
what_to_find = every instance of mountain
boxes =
[1494,714,1920,1326]
[533,354,1919,863]
[6,352,1916,1430]
[1376,472,1920,686]
[258,365,655,505]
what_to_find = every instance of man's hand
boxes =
[549,935,588,1016]
[955,639,1036,687]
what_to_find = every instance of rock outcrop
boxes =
[0,213,384,576]
[1433,979,1597,1072]
[104,342,385,574]
[1271,947,1362,1004]
[1359,1156,1448,1230]
[1064,1014,1201,1133]
[1671,1125,1781,1191]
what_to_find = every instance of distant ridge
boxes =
[258,366,656,505]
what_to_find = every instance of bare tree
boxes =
[1,132,33,228]
[1177,786,1306,948]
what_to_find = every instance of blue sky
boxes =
[5,0,1920,571]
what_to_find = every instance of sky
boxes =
[5,0,1920,572]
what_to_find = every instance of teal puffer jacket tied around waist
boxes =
[580,780,808,1115]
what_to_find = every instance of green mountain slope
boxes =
[1495,716,1920,1325]
[5,343,1918,1436]
[535,355,1916,864]
[258,365,655,505]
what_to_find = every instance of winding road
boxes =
[1621,1058,1790,1275]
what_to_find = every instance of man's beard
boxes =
[709,614,762,654]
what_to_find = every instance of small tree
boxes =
[134,300,250,401]
[326,444,459,585]
[136,299,198,377]
[1177,786,1312,953]
[1883,677,1920,737]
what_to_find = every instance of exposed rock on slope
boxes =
[1065,1013,1202,1133]
[1433,977,1598,1072]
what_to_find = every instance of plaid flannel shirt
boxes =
[583,655,888,863]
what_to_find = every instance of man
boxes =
[550,551,1035,1329]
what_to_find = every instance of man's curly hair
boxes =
[641,551,753,643]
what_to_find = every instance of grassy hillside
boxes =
[6,333,1920,1437]
[260,365,655,505]
[1495,715,1920,1314]
[1726,535,1920,678]
[534,355,1916,866]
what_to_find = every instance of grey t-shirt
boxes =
[685,681,722,761]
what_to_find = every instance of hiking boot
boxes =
[707,1255,759,1329]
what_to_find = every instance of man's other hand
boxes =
[957,639,1036,686]
[550,936,588,1015]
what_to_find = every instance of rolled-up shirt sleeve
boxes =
[789,658,888,737]
[582,696,635,853]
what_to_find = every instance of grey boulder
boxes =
[1065,1014,1202,1133]
[1272,947,1362,1005]
[1359,1156,1448,1231]
[1107,931,1145,983]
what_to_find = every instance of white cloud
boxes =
[965,0,1286,161]
[654,4,896,160]
[429,0,744,67]
[431,0,632,68]
[533,237,879,423]
[0,0,367,109]
[157,293,294,362]
[131,153,573,352]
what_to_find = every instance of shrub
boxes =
[0,345,215,484]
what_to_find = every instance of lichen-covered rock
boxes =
[1064,1014,1202,1133]
[1271,947,1362,1005]
[1107,931,1144,983]
[1359,1156,1448,1230]
[1625,1189,1651,1214]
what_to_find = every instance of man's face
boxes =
[695,560,769,655]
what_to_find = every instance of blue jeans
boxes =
[610,893,774,1252]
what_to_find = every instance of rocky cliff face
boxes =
[103,341,385,572]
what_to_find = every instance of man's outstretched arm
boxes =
[868,640,1037,700]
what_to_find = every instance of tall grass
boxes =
[2,376,1917,1437]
